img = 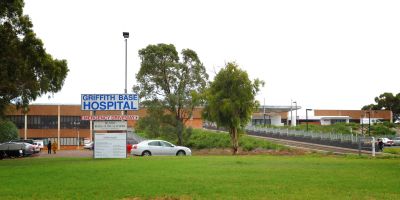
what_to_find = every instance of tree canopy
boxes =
[133,44,208,145]
[0,0,69,117]
[203,62,263,154]
[362,92,400,122]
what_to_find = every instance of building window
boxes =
[6,115,24,129]
[60,116,89,129]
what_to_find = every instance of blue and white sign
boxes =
[81,94,139,111]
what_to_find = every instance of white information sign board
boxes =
[94,133,126,158]
[94,121,127,131]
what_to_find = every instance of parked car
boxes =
[10,139,40,153]
[33,140,44,150]
[0,142,35,159]
[10,139,34,145]
[83,141,93,150]
[31,142,41,153]
[380,138,394,146]
[392,137,400,146]
[131,140,191,156]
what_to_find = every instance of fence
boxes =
[204,125,389,150]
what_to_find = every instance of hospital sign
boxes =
[81,94,139,111]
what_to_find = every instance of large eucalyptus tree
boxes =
[133,44,208,145]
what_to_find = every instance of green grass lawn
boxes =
[0,156,399,200]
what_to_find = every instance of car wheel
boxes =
[176,150,186,156]
[142,151,151,156]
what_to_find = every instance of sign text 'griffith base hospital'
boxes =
[81,94,139,111]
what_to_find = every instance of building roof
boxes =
[256,105,301,113]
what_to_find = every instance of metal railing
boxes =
[244,126,392,145]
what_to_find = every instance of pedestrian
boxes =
[47,140,52,154]
[52,140,58,154]
[378,139,384,152]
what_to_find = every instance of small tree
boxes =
[362,92,400,122]
[0,119,19,143]
[203,62,263,154]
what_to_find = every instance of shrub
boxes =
[186,129,287,151]
[371,124,396,135]
[0,119,19,143]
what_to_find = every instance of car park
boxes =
[83,141,93,150]
[131,140,191,156]
[392,137,400,146]
[33,140,44,150]
[32,142,41,153]
[0,142,35,159]
[11,139,40,153]
[380,138,394,146]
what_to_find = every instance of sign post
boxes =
[81,94,139,159]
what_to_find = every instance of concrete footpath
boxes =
[37,150,93,158]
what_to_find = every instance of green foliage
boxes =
[133,44,208,145]
[0,0,69,116]
[203,62,264,154]
[185,129,231,149]
[185,129,286,151]
[0,119,19,142]
[135,102,193,144]
[370,124,396,135]
[362,92,400,122]
[287,123,359,134]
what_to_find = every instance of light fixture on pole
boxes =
[306,109,312,132]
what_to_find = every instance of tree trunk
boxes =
[177,120,183,145]
[230,128,239,155]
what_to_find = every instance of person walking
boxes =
[47,141,52,154]
[378,139,384,152]
[52,140,58,154]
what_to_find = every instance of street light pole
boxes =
[306,109,312,132]
[123,32,129,95]
[123,32,129,116]
[293,101,297,126]
[367,111,371,136]
[263,98,266,127]
[290,100,293,126]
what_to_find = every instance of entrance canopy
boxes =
[255,105,301,114]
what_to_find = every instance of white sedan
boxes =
[131,140,191,156]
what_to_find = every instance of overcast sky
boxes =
[25,0,400,114]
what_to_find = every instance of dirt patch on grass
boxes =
[192,148,307,156]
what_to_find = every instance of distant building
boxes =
[297,110,392,125]
[5,104,203,149]
[5,104,393,148]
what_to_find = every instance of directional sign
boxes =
[81,115,139,121]
[93,121,127,131]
